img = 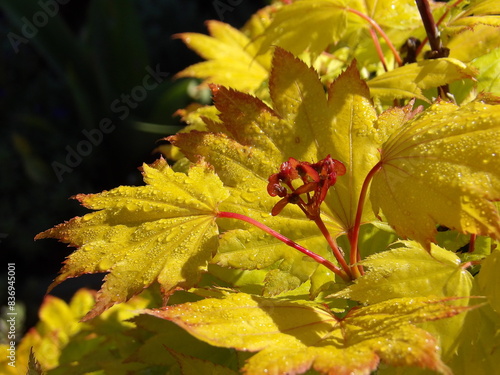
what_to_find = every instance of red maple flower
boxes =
[267,156,346,219]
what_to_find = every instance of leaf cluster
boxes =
[5,1,500,374]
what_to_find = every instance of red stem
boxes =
[369,28,388,72]
[217,211,351,281]
[468,233,477,253]
[349,162,383,277]
[347,7,403,66]
[314,217,352,278]
[461,260,481,270]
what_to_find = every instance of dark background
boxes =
[0,0,268,335]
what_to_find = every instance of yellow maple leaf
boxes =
[334,241,475,359]
[175,20,271,94]
[257,0,422,61]
[170,48,385,292]
[367,58,477,101]
[441,0,500,37]
[371,101,500,246]
[35,159,229,319]
[145,292,475,375]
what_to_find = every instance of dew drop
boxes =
[166,227,182,242]
[241,192,257,203]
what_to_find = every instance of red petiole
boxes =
[216,211,351,282]
[313,216,352,278]
[346,7,403,66]
[348,162,383,277]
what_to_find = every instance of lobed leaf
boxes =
[367,58,477,101]
[371,101,500,247]
[442,0,500,36]
[471,48,500,96]
[171,48,383,294]
[258,0,422,61]
[257,0,348,59]
[175,20,271,94]
[144,292,474,375]
[348,0,422,30]
[36,159,229,319]
[447,24,500,64]
[335,241,473,304]
[334,241,475,358]
[173,48,382,232]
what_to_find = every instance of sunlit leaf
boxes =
[145,292,474,375]
[258,0,422,60]
[371,101,500,247]
[22,2,500,374]
[442,0,500,36]
[335,241,473,304]
[175,20,271,94]
[334,241,474,358]
[258,0,348,58]
[471,48,500,96]
[447,24,500,63]
[348,0,422,29]
[171,48,383,294]
[36,159,229,319]
[174,49,381,231]
[367,58,477,101]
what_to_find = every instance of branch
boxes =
[415,0,450,97]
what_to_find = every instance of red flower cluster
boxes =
[267,156,346,219]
